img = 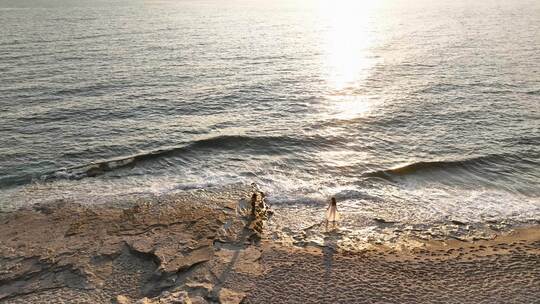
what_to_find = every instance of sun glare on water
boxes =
[319,0,380,119]
[328,95,372,120]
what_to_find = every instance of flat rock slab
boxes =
[0,197,252,303]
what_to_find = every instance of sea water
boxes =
[0,0,539,232]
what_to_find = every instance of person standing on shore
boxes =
[326,197,340,226]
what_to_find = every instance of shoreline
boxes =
[0,194,539,303]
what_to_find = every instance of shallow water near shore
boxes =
[1,0,539,233]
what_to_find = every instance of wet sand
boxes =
[0,194,539,304]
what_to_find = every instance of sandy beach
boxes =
[0,192,538,304]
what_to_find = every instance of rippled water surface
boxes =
[1,0,539,228]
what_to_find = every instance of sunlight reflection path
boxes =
[319,0,380,119]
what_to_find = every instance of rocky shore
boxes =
[0,192,539,303]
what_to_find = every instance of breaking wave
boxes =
[2,134,329,186]
[364,153,528,180]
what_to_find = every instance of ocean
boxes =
[0,0,539,234]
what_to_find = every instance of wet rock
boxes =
[32,203,55,215]
[374,218,397,224]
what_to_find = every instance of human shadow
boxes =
[322,229,343,299]
[210,198,263,300]
[210,227,253,298]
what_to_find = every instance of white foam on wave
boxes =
[1,167,538,230]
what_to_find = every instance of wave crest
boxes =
[364,154,516,180]
[36,134,323,183]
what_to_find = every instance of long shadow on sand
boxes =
[210,217,259,299]
[322,228,343,297]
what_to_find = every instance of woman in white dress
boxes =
[326,197,340,224]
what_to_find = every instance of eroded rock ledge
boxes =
[0,195,262,304]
